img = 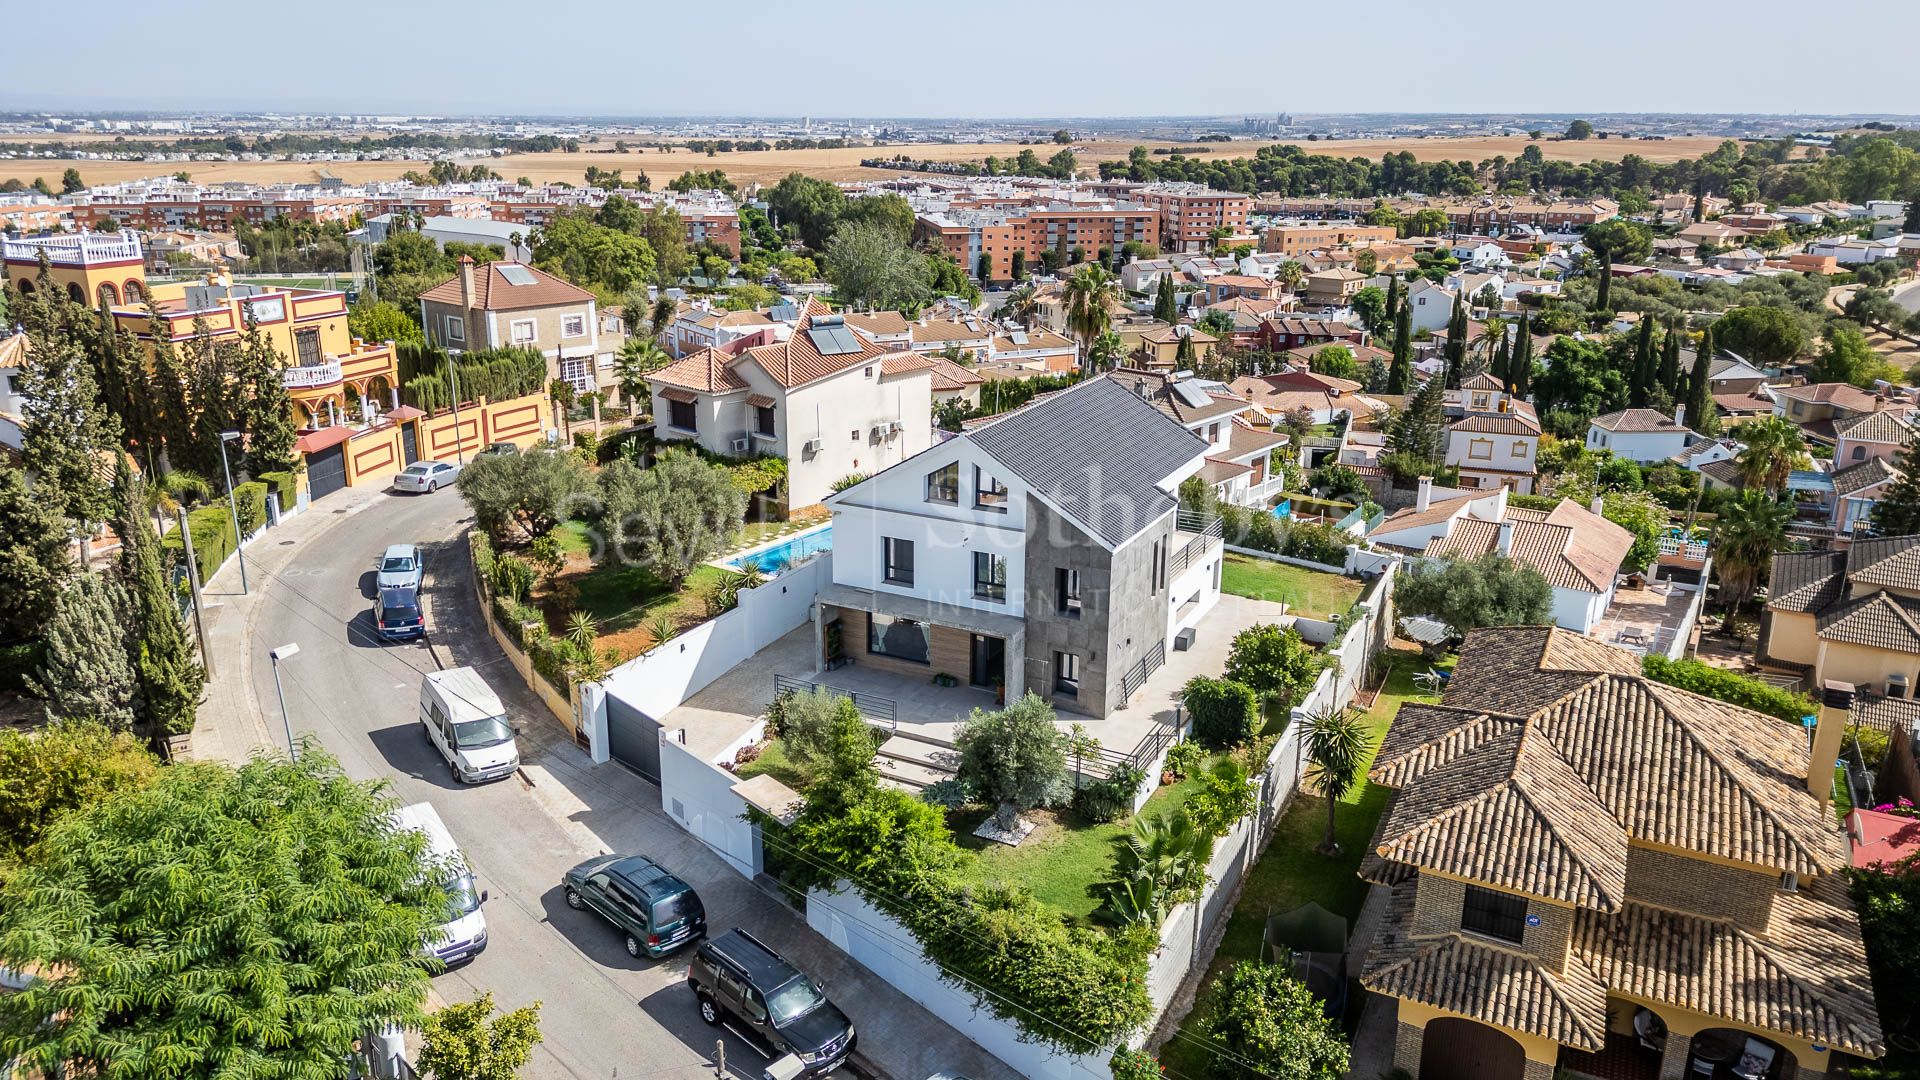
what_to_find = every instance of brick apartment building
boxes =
[1135,183,1252,252]
[916,201,1158,282]
[1260,223,1399,256]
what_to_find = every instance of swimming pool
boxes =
[724,526,833,574]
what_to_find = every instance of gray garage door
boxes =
[306,443,348,501]
[605,693,660,782]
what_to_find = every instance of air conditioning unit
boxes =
[802,437,824,456]
[885,420,904,438]
[730,437,750,453]
[869,425,885,444]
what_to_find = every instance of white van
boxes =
[419,667,520,783]
[392,801,488,965]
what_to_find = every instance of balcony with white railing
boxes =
[1,230,144,266]
[282,358,344,390]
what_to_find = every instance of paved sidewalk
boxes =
[186,485,389,765]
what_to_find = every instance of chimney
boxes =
[1808,681,1853,809]
[1497,519,1514,556]
[1673,404,1686,429]
[457,255,476,310]
[1416,475,1433,512]
[1589,495,1605,517]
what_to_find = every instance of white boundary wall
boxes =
[658,729,763,878]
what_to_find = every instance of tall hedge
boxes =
[256,470,298,514]
[161,503,237,584]
[1183,676,1261,749]
[1641,655,1817,724]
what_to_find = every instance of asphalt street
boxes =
[233,486,1021,1080]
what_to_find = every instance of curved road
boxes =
[228,488,999,1080]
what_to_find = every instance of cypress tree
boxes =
[1386,297,1413,394]
[111,460,204,741]
[1443,301,1468,389]
[15,290,121,533]
[1489,331,1511,390]
[1630,316,1657,408]
[28,571,139,730]
[1657,319,1682,396]
[1685,323,1716,434]
[1384,276,1402,342]
[1595,258,1613,313]
[236,322,299,476]
[1511,313,1534,398]
[0,457,74,645]
[1154,274,1178,325]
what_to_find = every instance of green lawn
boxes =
[544,521,729,658]
[736,738,810,790]
[1219,553,1365,618]
[953,776,1205,924]
[1156,650,1440,1080]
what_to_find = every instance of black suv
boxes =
[688,930,855,1074]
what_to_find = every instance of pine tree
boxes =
[14,293,121,533]
[112,462,204,740]
[236,322,298,475]
[1153,274,1177,324]
[1873,437,1920,536]
[1390,372,1447,465]
[1630,316,1657,408]
[28,572,138,730]
[1386,298,1413,394]
[147,319,200,475]
[1657,319,1682,396]
[0,458,74,645]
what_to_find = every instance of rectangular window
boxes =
[755,406,775,437]
[561,313,586,338]
[1054,651,1080,698]
[975,466,1009,512]
[926,462,960,504]
[510,319,536,344]
[867,613,929,664]
[668,399,696,432]
[293,328,323,367]
[973,552,1006,602]
[883,537,915,586]
[1056,568,1082,618]
[560,356,593,394]
[1468,438,1494,460]
[444,315,465,343]
[1460,885,1527,944]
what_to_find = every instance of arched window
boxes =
[1854,446,1868,461]
[97,282,120,308]
[124,279,144,303]
[13,279,31,296]
[66,282,85,304]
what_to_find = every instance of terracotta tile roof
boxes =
[909,318,992,345]
[1714,390,1776,415]
[1197,458,1252,484]
[1775,382,1880,411]
[879,352,935,376]
[1377,493,1477,535]
[1833,409,1912,444]
[1573,875,1883,1056]
[991,328,1074,353]
[1408,500,1630,592]
[1766,550,1848,613]
[925,356,984,393]
[1363,881,1611,1051]
[1461,371,1504,390]
[1590,408,1684,433]
[650,347,749,394]
[0,332,24,371]
[1817,590,1920,652]
[1103,369,1249,425]
[1424,516,1500,558]
[842,310,911,337]
[1375,626,1847,880]
[417,261,595,311]
[745,393,776,409]
[1450,411,1541,436]
[741,309,890,389]
[1832,455,1901,498]
[1215,420,1288,462]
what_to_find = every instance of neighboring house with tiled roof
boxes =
[418,257,614,397]
[1763,534,1920,693]
[1370,482,1634,633]
[648,307,935,508]
[1585,407,1699,463]
[1100,369,1268,498]
[665,302,779,358]
[1365,625,1881,1080]
[1774,382,1904,445]
[1444,381,1541,494]
[0,331,24,450]
[1833,409,1912,469]
[822,378,1223,720]
[924,356,984,406]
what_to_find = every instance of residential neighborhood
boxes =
[5,21,1920,1080]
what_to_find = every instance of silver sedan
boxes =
[392,460,462,493]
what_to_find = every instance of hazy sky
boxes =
[6,0,1918,118]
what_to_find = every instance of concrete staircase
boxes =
[872,729,960,792]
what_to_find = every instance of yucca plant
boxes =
[644,613,677,652]
[564,610,598,650]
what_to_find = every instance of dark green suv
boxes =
[562,855,705,958]
[688,929,855,1075]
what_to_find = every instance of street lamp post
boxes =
[218,431,250,594]
[269,642,300,760]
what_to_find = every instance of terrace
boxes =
[1590,576,1706,659]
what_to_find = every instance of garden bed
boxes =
[533,521,730,662]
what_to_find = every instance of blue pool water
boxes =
[725,526,833,574]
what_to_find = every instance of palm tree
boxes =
[1734,416,1810,498]
[614,339,671,413]
[997,283,1040,326]
[1302,704,1374,856]
[1089,331,1124,371]
[1064,264,1121,365]
[1275,261,1305,292]
[1712,490,1793,615]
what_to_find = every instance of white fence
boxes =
[658,728,764,879]
[595,554,827,723]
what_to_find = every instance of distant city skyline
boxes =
[6,0,1918,120]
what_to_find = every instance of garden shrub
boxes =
[255,470,298,514]
[1163,739,1207,778]
[919,776,976,810]
[490,555,536,602]
[470,531,496,585]
[1073,765,1146,824]
[1185,756,1258,838]
[1242,511,1280,553]
[1111,1048,1162,1080]
[1183,676,1260,749]
[778,688,875,781]
[1641,655,1815,724]
[1199,961,1350,1080]
[231,481,269,538]
[161,502,237,584]
[957,693,1074,831]
[1280,520,1348,566]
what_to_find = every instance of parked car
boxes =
[392,802,488,965]
[688,930,855,1075]
[418,667,519,783]
[374,585,425,641]
[394,460,461,493]
[376,543,423,590]
[562,854,706,958]
[475,441,520,458]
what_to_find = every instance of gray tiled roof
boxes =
[1817,590,1920,653]
[1832,456,1901,498]
[969,378,1205,547]
[1767,550,1846,613]
[1844,534,1920,591]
